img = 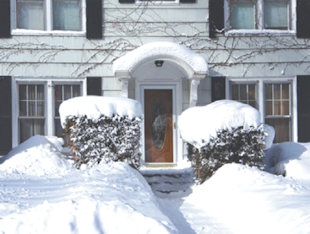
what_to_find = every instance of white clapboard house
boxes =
[1,0,310,166]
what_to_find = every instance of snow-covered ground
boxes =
[1,135,310,233]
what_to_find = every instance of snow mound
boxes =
[185,163,310,234]
[178,100,268,147]
[113,41,208,76]
[59,96,143,128]
[0,162,177,234]
[0,135,72,178]
[265,142,310,181]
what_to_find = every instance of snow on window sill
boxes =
[225,29,295,37]
[12,29,86,37]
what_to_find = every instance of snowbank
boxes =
[265,142,310,181]
[59,96,143,128]
[0,135,72,178]
[0,138,176,234]
[178,100,273,148]
[183,163,310,234]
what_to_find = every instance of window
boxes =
[265,83,291,142]
[54,84,81,138]
[226,0,292,31]
[19,84,45,143]
[15,0,83,31]
[229,80,293,143]
[17,80,83,144]
[231,83,258,108]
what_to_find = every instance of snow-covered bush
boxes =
[59,96,143,169]
[179,100,274,183]
[187,126,266,183]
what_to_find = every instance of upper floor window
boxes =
[226,0,293,31]
[15,0,83,31]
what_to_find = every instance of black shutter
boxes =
[86,0,103,39]
[87,77,102,96]
[0,77,12,155]
[119,0,135,3]
[297,76,310,142]
[180,0,196,3]
[297,0,310,38]
[209,0,224,38]
[0,0,11,38]
[211,76,226,102]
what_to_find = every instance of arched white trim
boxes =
[113,42,208,80]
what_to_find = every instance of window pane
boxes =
[264,0,288,30]
[265,100,273,115]
[274,84,281,99]
[64,85,72,100]
[28,85,36,100]
[19,85,27,100]
[240,85,247,100]
[282,100,290,115]
[53,0,81,31]
[72,85,80,97]
[54,118,63,138]
[265,84,272,99]
[55,85,63,101]
[37,101,45,116]
[282,83,289,99]
[231,1,255,29]
[37,85,44,100]
[248,84,256,100]
[19,119,45,143]
[17,0,44,30]
[231,84,239,100]
[265,118,290,142]
[19,101,27,116]
[274,100,281,115]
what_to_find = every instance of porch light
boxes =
[154,60,164,67]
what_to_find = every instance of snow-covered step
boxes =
[140,167,194,197]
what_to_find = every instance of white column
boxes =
[189,79,200,107]
[120,78,129,98]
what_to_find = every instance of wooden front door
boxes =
[144,89,173,163]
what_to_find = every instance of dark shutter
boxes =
[209,0,224,38]
[297,76,310,142]
[211,76,226,102]
[0,0,11,38]
[297,0,310,38]
[119,0,135,3]
[180,0,196,3]
[0,77,12,155]
[86,0,103,39]
[87,77,102,96]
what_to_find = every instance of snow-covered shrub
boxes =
[64,115,141,169]
[179,100,274,184]
[59,96,143,169]
[187,126,266,183]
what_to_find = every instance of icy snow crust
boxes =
[1,136,310,233]
[0,136,176,233]
[113,41,208,75]
[178,100,262,147]
[59,96,143,128]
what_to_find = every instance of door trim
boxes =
[137,82,182,165]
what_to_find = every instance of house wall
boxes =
[1,0,310,152]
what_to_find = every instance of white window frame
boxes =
[11,0,86,36]
[135,0,180,6]
[224,0,296,35]
[226,77,297,142]
[12,77,86,147]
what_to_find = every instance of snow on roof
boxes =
[178,100,262,147]
[113,41,208,76]
[59,96,142,127]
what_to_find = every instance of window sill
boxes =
[225,29,295,37]
[12,29,86,37]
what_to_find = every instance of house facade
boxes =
[1,0,310,166]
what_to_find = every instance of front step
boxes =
[140,167,195,197]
